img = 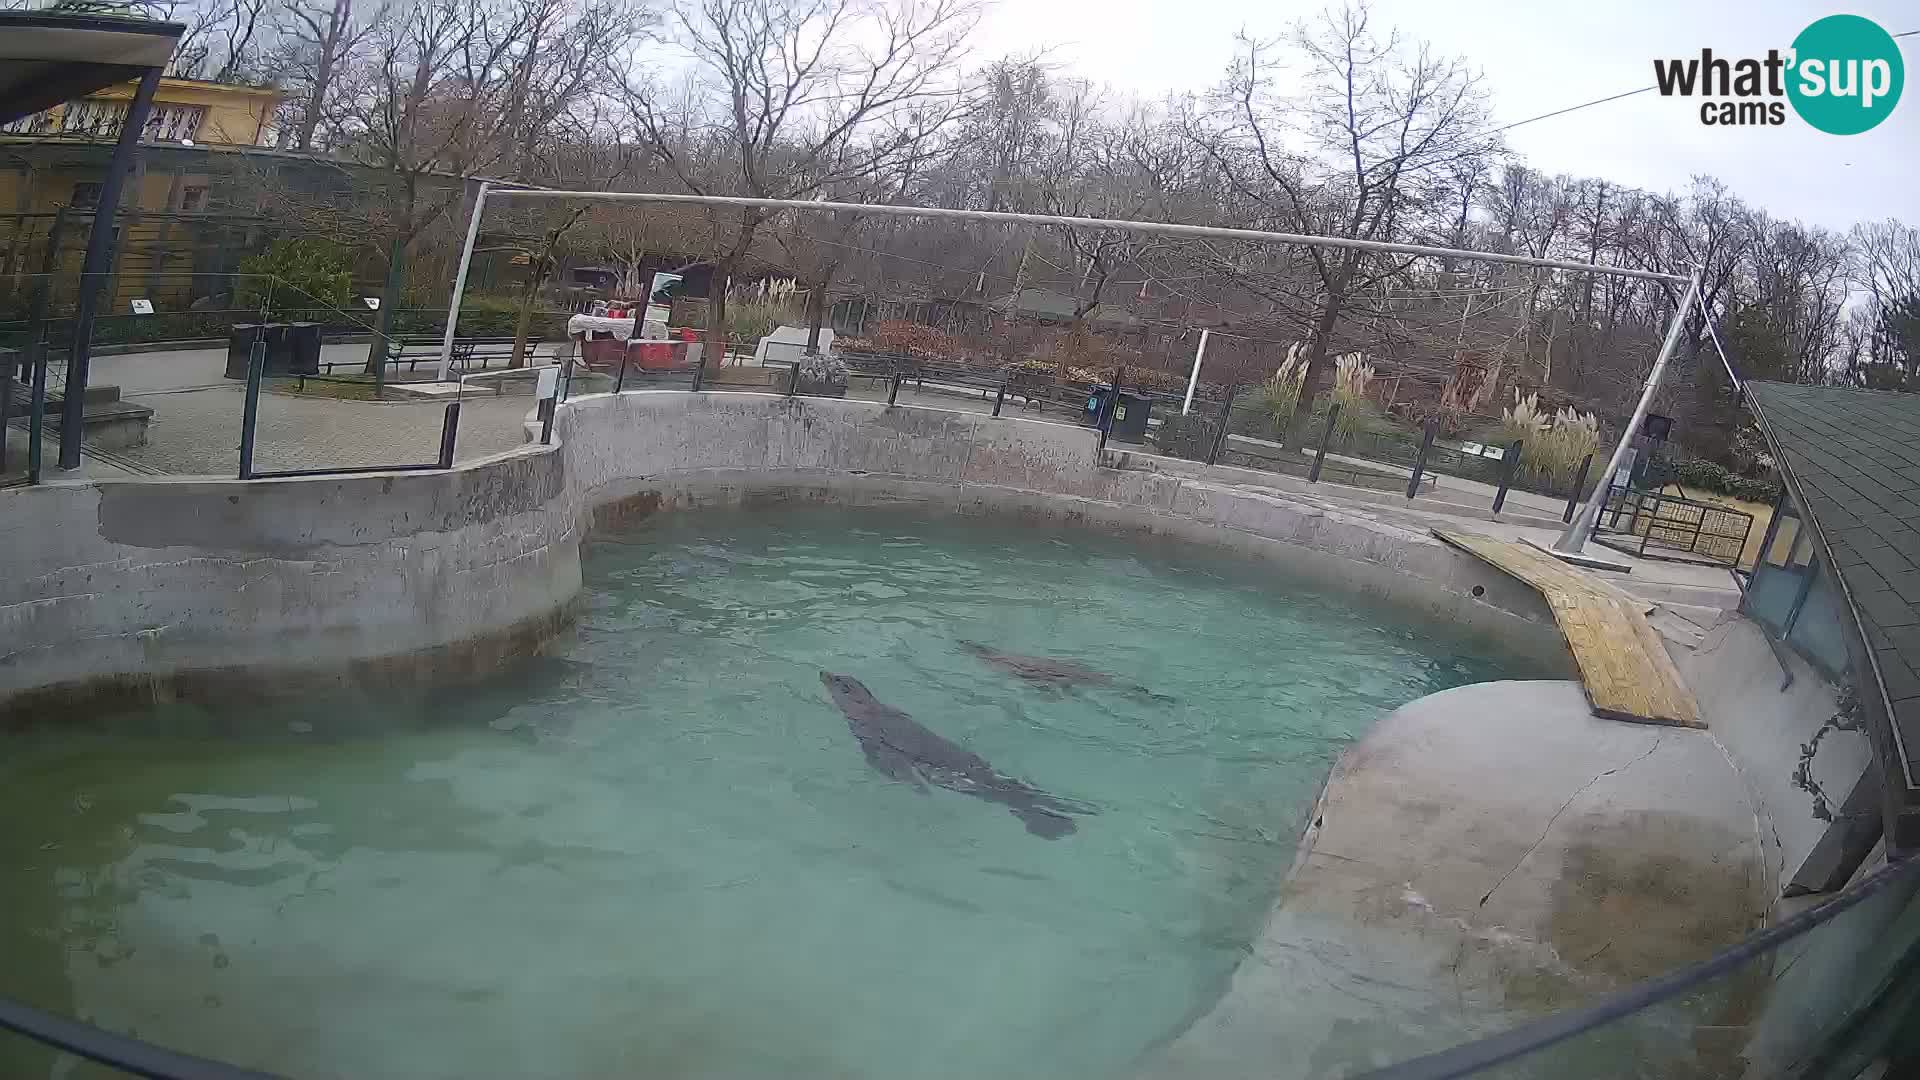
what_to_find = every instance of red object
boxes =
[635,341,677,369]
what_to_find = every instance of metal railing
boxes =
[1594,487,1754,568]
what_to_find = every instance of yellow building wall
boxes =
[80,78,279,146]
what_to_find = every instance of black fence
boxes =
[1594,487,1755,568]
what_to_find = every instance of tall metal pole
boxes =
[1554,268,1703,554]
[492,190,1688,285]
[1182,329,1210,415]
[436,181,490,382]
[59,66,162,470]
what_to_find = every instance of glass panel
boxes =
[1786,566,1853,677]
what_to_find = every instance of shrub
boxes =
[1485,391,1597,489]
[1155,412,1218,461]
[1255,344,1308,435]
[1667,457,1778,504]
[1329,352,1377,438]
[237,239,352,317]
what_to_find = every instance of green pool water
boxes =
[0,508,1533,1079]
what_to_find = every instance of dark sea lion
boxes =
[819,672,1095,839]
[958,641,1174,702]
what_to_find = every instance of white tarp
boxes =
[754,325,832,366]
[566,314,667,342]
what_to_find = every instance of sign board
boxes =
[535,366,559,401]
[362,297,381,310]
[129,299,154,315]
[648,271,684,304]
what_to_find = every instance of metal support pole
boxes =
[1310,403,1341,483]
[690,350,705,392]
[1493,440,1522,514]
[1181,329,1210,415]
[993,372,1007,417]
[1407,418,1437,501]
[436,181,490,382]
[887,372,902,407]
[238,343,264,479]
[614,349,629,394]
[1555,268,1703,553]
[1097,369,1122,452]
[437,401,460,468]
[61,66,162,471]
[26,347,47,483]
[786,360,799,397]
[1564,453,1594,523]
[0,353,13,475]
[1207,385,1237,465]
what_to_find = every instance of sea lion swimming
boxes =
[958,641,1173,702]
[819,672,1095,839]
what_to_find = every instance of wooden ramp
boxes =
[1434,529,1704,729]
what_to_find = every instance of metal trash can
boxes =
[225,323,290,378]
[287,322,323,375]
[225,324,259,379]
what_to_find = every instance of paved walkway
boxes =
[63,345,548,478]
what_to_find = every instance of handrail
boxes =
[1360,852,1920,1079]
[0,996,280,1080]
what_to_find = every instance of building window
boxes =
[69,182,103,210]
[179,185,209,213]
[0,110,58,135]
[145,104,207,143]
[59,99,126,137]
[45,99,207,141]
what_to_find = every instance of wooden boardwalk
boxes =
[1434,529,1704,729]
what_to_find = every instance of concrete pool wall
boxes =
[0,389,1575,717]
[1,387,1901,1073]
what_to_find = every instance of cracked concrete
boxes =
[1142,680,1770,1079]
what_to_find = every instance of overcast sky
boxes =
[971,0,1918,234]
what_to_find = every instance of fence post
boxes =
[1207,385,1237,465]
[238,342,265,480]
[1406,418,1436,501]
[1492,440,1522,514]
[1097,368,1123,452]
[887,371,902,407]
[26,346,48,483]
[1310,403,1341,483]
[438,401,461,468]
[787,360,800,397]
[614,348,629,394]
[690,343,706,392]
[992,370,1007,417]
[0,355,13,475]
[1564,453,1594,523]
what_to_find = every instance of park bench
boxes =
[341,336,544,377]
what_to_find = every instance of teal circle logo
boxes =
[1787,14,1904,135]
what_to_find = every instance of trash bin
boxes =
[287,322,323,375]
[1081,384,1152,441]
[225,324,259,379]
[226,323,291,378]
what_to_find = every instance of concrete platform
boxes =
[1142,680,1769,1079]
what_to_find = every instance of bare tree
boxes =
[612,0,978,366]
[322,0,540,374]
[273,0,383,150]
[1194,1,1496,445]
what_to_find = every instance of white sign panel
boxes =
[535,367,559,401]
[129,299,154,315]
[362,296,382,310]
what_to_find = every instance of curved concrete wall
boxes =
[0,449,579,719]
[0,389,1572,717]
[556,392,1570,671]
